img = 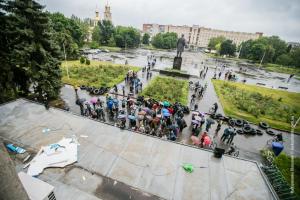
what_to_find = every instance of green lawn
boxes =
[61,60,140,88]
[262,63,300,76]
[98,46,122,52]
[212,80,300,132]
[141,76,188,105]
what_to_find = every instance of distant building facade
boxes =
[104,5,112,22]
[86,4,113,42]
[143,24,263,48]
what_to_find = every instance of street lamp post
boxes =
[63,42,69,79]
[259,50,266,69]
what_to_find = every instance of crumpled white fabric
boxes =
[27,137,78,176]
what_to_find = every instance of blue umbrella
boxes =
[163,112,171,117]
[128,115,136,120]
[162,108,169,114]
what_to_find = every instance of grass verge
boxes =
[61,60,140,88]
[262,63,300,76]
[212,79,300,132]
[141,76,188,105]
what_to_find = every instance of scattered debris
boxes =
[42,128,51,133]
[80,135,88,138]
[6,144,26,154]
[182,163,194,173]
[23,154,31,163]
[82,175,86,181]
[27,137,78,176]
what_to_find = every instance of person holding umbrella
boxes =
[205,116,215,132]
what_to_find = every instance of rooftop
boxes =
[0,99,276,200]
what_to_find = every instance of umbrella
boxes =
[156,114,162,118]
[77,98,86,104]
[90,97,97,104]
[113,98,119,104]
[163,101,170,107]
[194,116,202,121]
[206,117,215,124]
[191,136,200,145]
[163,112,171,117]
[128,115,136,120]
[162,108,169,114]
[191,120,200,125]
[118,114,126,119]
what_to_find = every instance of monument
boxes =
[173,34,186,70]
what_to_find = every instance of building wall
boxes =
[143,24,263,48]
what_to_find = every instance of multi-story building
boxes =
[143,24,263,48]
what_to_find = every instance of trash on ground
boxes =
[42,128,51,133]
[6,144,26,154]
[26,137,78,176]
[182,163,194,173]
[80,135,88,138]
[23,154,31,163]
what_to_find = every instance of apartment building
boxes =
[143,24,263,48]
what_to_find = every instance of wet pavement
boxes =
[0,99,276,200]
[60,48,300,162]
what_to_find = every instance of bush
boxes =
[80,56,85,64]
[85,59,90,65]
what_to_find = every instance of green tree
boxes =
[220,40,236,56]
[0,0,62,103]
[276,54,293,66]
[142,33,150,45]
[290,47,300,67]
[48,12,81,59]
[151,32,178,49]
[98,20,115,45]
[208,36,226,50]
[114,26,141,48]
[92,26,101,43]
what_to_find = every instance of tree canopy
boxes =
[208,36,226,50]
[151,32,178,49]
[239,36,300,67]
[142,33,150,45]
[114,26,141,48]
[0,0,62,103]
[220,40,236,56]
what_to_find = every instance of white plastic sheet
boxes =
[27,137,78,176]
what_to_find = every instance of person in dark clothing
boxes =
[213,102,218,114]
[218,71,222,79]
[214,120,222,137]
[227,128,236,144]
[221,126,233,142]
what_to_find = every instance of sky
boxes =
[39,0,300,42]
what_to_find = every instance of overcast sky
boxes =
[40,0,300,42]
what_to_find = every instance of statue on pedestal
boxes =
[173,34,186,70]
